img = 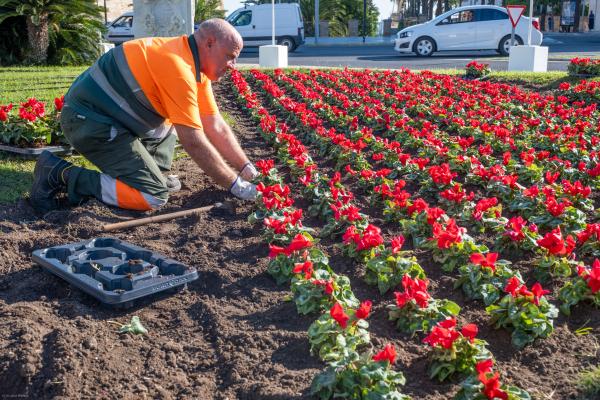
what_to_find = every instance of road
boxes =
[237,32,600,71]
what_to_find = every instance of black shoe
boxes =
[30,151,73,214]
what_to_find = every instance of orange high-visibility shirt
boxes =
[123,35,218,129]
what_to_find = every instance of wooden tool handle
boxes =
[101,203,218,232]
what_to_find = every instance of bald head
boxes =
[194,19,243,81]
[194,18,243,49]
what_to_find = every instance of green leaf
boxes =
[119,316,148,335]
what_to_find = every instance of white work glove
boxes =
[230,176,257,200]
[239,162,259,181]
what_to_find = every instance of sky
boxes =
[222,0,395,22]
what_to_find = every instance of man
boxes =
[30,19,257,215]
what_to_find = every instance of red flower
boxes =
[536,227,575,256]
[545,196,572,217]
[476,359,494,376]
[473,197,498,221]
[54,95,64,111]
[0,104,12,122]
[504,216,527,241]
[461,323,478,343]
[372,343,396,364]
[545,171,560,184]
[431,218,465,249]
[480,372,508,400]
[330,302,349,329]
[504,276,521,297]
[268,244,286,258]
[390,235,405,254]
[292,260,313,280]
[324,280,334,295]
[286,234,313,254]
[355,300,372,319]
[19,98,45,122]
[470,253,498,272]
[530,282,550,306]
[407,198,429,216]
[428,163,457,185]
[394,275,431,308]
[255,159,275,175]
[425,207,445,225]
[423,318,460,349]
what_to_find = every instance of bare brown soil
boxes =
[0,81,598,400]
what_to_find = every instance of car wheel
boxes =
[498,35,523,56]
[413,36,436,57]
[278,36,297,52]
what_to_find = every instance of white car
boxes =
[105,12,133,45]
[394,5,542,56]
[104,12,201,45]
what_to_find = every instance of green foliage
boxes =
[291,268,359,315]
[455,373,531,400]
[577,365,600,400]
[308,312,370,363]
[0,0,104,65]
[454,261,520,306]
[0,14,28,65]
[311,352,410,400]
[267,242,321,285]
[559,273,600,315]
[427,336,492,382]
[118,316,148,335]
[388,298,460,336]
[486,292,558,349]
[364,250,426,295]
[195,0,226,22]
[299,0,379,37]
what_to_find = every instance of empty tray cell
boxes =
[44,247,74,263]
[32,238,198,306]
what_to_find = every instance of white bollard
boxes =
[259,45,288,68]
[508,45,548,72]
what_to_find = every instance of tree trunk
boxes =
[540,12,546,31]
[444,0,449,13]
[428,0,434,19]
[436,0,443,16]
[26,13,49,64]
[573,0,582,32]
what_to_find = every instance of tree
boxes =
[0,0,103,64]
[574,0,582,32]
[299,0,379,36]
[195,0,226,22]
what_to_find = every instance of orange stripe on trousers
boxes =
[115,180,151,211]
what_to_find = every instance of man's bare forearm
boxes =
[201,115,249,172]
[175,124,237,188]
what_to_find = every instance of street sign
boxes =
[507,5,527,27]
[506,5,527,49]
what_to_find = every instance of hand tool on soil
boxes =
[101,201,236,232]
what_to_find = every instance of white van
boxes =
[226,3,305,52]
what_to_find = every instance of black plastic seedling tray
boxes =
[32,238,198,308]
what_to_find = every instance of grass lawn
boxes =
[0,65,88,104]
